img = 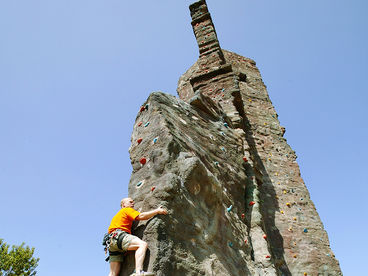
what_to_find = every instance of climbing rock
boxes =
[121,0,342,275]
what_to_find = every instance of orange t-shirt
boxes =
[108,207,141,234]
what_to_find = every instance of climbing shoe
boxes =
[130,271,155,276]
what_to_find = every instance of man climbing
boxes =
[107,197,167,276]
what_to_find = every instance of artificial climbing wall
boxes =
[121,0,342,275]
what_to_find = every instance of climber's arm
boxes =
[135,207,167,220]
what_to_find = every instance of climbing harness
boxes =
[102,229,128,262]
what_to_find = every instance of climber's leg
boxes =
[108,261,121,276]
[127,237,148,273]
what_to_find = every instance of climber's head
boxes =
[121,197,135,208]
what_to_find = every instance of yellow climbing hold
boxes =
[248,99,252,102]
[293,217,297,221]
[293,254,297,258]
[280,210,284,214]
[286,202,291,207]
[304,273,308,276]
[277,182,280,185]
[283,190,287,194]
[275,172,279,176]
[264,123,267,126]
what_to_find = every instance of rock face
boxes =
[121,0,342,275]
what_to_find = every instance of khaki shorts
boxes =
[109,231,136,263]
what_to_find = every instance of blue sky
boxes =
[0,0,366,275]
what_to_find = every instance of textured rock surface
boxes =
[120,0,342,275]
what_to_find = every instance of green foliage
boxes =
[0,239,39,276]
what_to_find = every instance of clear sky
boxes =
[0,0,366,275]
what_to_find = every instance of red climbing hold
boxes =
[241,213,245,219]
[265,255,271,259]
[137,138,143,144]
[249,201,255,206]
[243,156,248,162]
[263,234,267,240]
[244,239,247,244]
[140,106,145,112]
[151,186,156,192]
[138,122,143,127]
[140,158,147,165]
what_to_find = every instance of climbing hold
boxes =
[304,273,308,276]
[151,186,156,192]
[243,156,248,162]
[288,227,293,232]
[145,104,149,110]
[144,122,150,127]
[224,122,229,128]
[280,210,284,214]
[136,181,143,187]
[327,253,331,257]
[264,123,267,126]
[286,202,291,207]
[227,205,233,212]
[248,99,252,102]
[228,242,233,247]
[283,190,287,194]
[220,131,225,136]
[293,254,297,258]
[263,234,267,240]
[137,138,143,144]
[275,172,279,176]
[303,228,308,233]
[214,161,219,166]
[140,158,147,165]
[222,88,225,92]
[138,122,143,127]
[300,198,304,201]
[268,158,271,161]
[139,106,145,112]
[277,182,281,185]
[220,147,226,152]
[265,255,271,259]
[244,239,247,244]
[153,137,158,143]
[293,217,297,221]
[275,195,279,199]
[249,201,255,206]
[241,213,245,219]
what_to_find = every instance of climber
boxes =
[107,197,167,276]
